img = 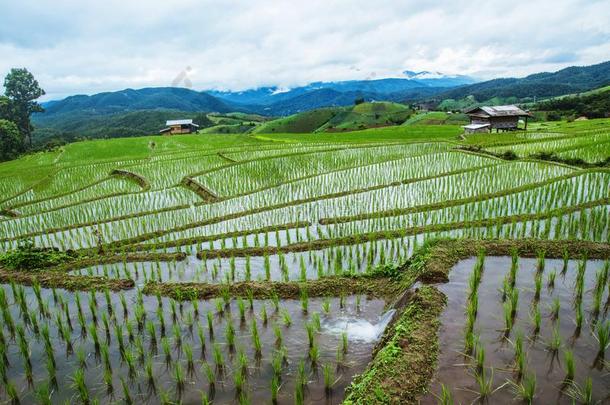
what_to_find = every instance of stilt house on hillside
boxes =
[160,119,199,135]
[463,105,530,134]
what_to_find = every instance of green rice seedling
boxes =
[547,270,556,291]
[546,326,562,353]
[162,337,172,365]
[531,305,541,337]
[238,298,246,323]
[234,365,245,395]
[273,323,283,347]
[322,298,331,314]
[34,382,52,405]
[197,324,206,357]
[306,322,315,348]
[563,349,575,382]
[510,289,519,319]
[245,255,252,281]
[100,341,111,372]
[341,332,348,355]
[76,346,87,369]
[534,272,542,302]
[474,340,486,373]
[296,358,307,387]
[71,368,90,404]
[503,302,514,337]
[207,311,214,338]
[515,349,527,380]
[213,343,224,372]
[510,250,519,288]
[251,319,262,357]
[471,367,495,401]
[509,372,536,404]
[103,367,113,395]
[574,302,584,335]
[300,289,309,314]
[593,321,609,360]
[550,297,560,322]
[121,376,133,405]
[174,361,185,394]
[435,384,454,405]
[309,342,320,367]
[201,391,210,405]
[282,310,292,327]
[264,254,271,281]
[271,375,280,405]
[464,329,476,355]
[300,256,307,281]
[46,356,57,387]
[158,307,169,338]
[340,294,345,309]
[215,298,224,316]
[202,361,215,388]
[536,251,545,273]
[173,323,183,348]
[184,343,195,374]
[246,289,254,310]
[125,320,135,343]
[271,350,283,378]
[238,349,249,377]
[500,276,509,303]
[295,379,304,405]
[145,356,156,391]
[261,304,268,326]
[323,363,335,394]
[566,377,594,405]
[312,312,321,331]
[271,293,280,312]
[123,348,137,378]
[226,320,236,351]
[101,312,111,342]
[6,380,19,404]
[146,320,157,348]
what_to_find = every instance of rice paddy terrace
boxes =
[0,119,608,404]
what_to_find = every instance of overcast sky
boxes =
[1,0,609,101]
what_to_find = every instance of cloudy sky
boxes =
[1,0,609,101]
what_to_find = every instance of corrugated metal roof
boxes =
[463,123,491,129]
[465,105,529,117]
[166,119,194,125]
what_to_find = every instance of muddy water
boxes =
[423,257,609,404]
[0,284,391,404]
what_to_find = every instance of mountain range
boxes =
[32,60,610,143]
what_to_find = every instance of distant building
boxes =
[463,105,530,134]
[160,119,199,135]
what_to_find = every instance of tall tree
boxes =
[3,68,45,147]
[0,119,21,161]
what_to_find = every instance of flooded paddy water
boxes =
[0,283,394,404]
[423,256,610,404]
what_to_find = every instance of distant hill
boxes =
[209,76,474,110]
[253,101,414,133]
[534,85,610,119]
[432,60,610,108]
[43,87,235,115]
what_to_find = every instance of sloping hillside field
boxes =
[0,121,608,404]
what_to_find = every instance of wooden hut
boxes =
[463,105,530,133]
[159,119,199,135]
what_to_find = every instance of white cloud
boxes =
[1,0,609,100]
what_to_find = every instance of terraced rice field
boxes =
[0,123,608,404]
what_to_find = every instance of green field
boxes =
[0,121,608,404]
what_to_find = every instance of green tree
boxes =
[3,68,45,147]
[0,119,21,161]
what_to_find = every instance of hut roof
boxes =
[166,119,198,126]
[465,105,529,117]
